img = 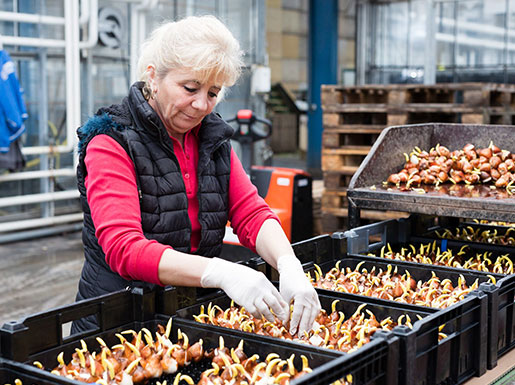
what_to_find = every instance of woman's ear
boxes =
[146,64,156,82]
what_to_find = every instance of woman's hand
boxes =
[201,257,288,322]
[277,254,321,336]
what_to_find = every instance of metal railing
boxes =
[0,0,85,239]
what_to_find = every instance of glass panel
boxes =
[0,0,14,37]
[91,59,130,112]
[368,1,427,83]
[366,0,515,84]
[508,0,515,66]
[409,1,425,64]
[373,2,409,68]
[436,1,457,68]
[456,0,506,68]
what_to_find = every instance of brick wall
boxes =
[266,0,356,94]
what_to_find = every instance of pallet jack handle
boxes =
[227,109,272,173]
[227,109,272,141]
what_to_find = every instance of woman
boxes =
[72,15,320,336]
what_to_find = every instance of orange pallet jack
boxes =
[220,109,313,262]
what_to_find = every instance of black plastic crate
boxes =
[419,222,515,253]
[479,275,515,369]
[464,219,515,229]
[0,358,79,385]
[288,330,397,385]
[393,290,487,385]
[344,217,512,278]
[4,317,340,385]
[171,290,402,385]
[306,254,494,307]
[174,288,429,345]
[291,234,489,385]
[0,289,352,385]
[0,287,355,385]
[309,258,488,385]
[175,318,397,385]
[0,288,157,362]
[343,216,515,369]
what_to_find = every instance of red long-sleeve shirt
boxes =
[84,127,279,286]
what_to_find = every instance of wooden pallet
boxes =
[484,108,515,125]
[321,83,515,108]
[321,150,363,172]
[322,124,385,134]
[322,189,348,210]
[323,104,484,126]
[323,111,388,126]
[463,86,515,108]
[323,171,355,190]
[321,84,455,105]
[322,127,382,148]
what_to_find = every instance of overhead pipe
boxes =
[79,0,90,25]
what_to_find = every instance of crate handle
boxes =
[345,219,403,254]
[345,229,384,254]
[60,301,103,343]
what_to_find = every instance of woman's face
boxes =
[148,68,221,141]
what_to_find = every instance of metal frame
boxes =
[356,0,370,85]
[0,0,159,238]
[424,0,436,84]
[0,0,89,235]
[0,0,266,240]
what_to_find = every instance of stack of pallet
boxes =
[320,82,515,232]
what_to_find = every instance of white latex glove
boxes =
[277,254,321,336]
[201,257,288,322]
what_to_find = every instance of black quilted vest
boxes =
[71,82,232,333]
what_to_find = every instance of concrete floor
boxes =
[0,230,84,327]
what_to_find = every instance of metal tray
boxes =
[347,123,515,226]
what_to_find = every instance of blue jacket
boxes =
[0,50,27,152]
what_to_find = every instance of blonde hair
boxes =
[137,15,244,95]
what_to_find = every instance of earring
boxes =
[143,83,152,101]
[151,88,157,99]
